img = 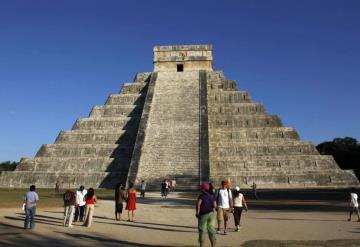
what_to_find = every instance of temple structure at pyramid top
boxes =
[0,44,358,189]
[153,45,213,72]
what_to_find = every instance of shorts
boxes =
[198,212,216,242]
[217,208,230,222]
[115,203,123,213]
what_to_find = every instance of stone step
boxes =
[211,157,338,172]
[106,94,145,105]
[211,142,318,156]
[90,105,143,118]
[120,82,148,94]
[16,157,131,173]
[55,130,137,145]
[210,91,252,103]
[207,71,225,81]
[210,115,282,128]
[134,72,151,82]
[209,103,266,115]
[73,117,139,130]
[208,80,238,91]
[210,170,358,188]
[35,144,133,158]
[210,127,299,140]
[0,171,127,188]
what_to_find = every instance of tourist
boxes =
[196,182,216,247]
[23,185,39,229]
[215,180,233,234]
[115,183,126,221]
[161,180,168,198]
[55,180,60,194]
[170,179,176,192]
[348,188,360,222]
[232,186,248,231]
[126,182,137,222]
[74,185,87,222]
[252,181,258,199]
[63,189,76,227]
[140,180,146,198]
[83,188,97,227]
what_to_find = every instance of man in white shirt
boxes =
[74,185,87,222]
[348,188,360,222]
[216,180,233,235]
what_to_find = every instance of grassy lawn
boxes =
[241,239,360,247]
[0,188,114,208]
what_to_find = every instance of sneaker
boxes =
[216,230,221,234]
[224,230,227,235]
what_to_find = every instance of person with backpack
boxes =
[215,180,233,235]
[63,189,76,227]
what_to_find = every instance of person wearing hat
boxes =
[196,182,217,247]
[232,186,248,232]
[215,180,233,235]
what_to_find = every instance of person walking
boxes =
[23,185,39,230]
[196,182,217,247]
[63,190,76,227]
[74,185,87,222]
[161,180,167,198]
[348,188,360,222]
[140,180,146,198]
[115,183,126,221]
[252,181,258,199]
[83,188,97,227]
[126,182,137,222]
[55,180,60,194]
[215,180,233,235]
[232,186,248,231]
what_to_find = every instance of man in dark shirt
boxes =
[196,182,217,247]
[63,190,76,227]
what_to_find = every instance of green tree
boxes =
[0,161,19,171]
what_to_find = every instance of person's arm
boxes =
[196,198,202,218]
[94,195,97,203]
[243,196,248,211]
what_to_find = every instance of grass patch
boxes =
[241,239,360,247]
[0,188,114,208]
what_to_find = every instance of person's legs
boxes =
[68,206,75,226]
[80,205,85,221]
[238,208,244,227]
[223,209,229,234]
[207,212,217,247]
[131,210,135,221]
[87,205,94,227]
[74,206,79,222]
[128,210,131,221]
[198,214,208,247]
[349,207,354,221]
[29,206,36,229]
[216,208,223,233]
[233,207,240,228]
[64,206,69,226]
[83,205,89,226]
[24,207,30,229]
[355,207,360,221]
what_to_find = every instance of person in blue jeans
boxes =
[23,185,39,229]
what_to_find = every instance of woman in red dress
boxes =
[126,182,137,222]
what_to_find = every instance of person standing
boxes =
[140,180,146,198]
[23,185,39,230]
[161,180,167,198]
[216,180,233,235]
[115,183,126,221]
[348,188,360,222]
[126,182,137,222]
[196,182,216,247]
[55,180,60,194]
[83,188,97,227]
[252,181,258,199]
[74,185,87,222]
[232,186,248,231]
[63,190,76,227]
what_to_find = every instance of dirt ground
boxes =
[1,191,360,247]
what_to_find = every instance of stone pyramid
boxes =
[0,45,358,189]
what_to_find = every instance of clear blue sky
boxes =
[0,0,359,162]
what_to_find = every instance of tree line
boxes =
[0,161,19,171]
[316,137,360,177]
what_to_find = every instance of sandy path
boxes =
[1,192,360,246]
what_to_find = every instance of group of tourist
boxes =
[196,180,248,247]
[63,186,96,227]
[160,179,176,198]
[114,182,137,222]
